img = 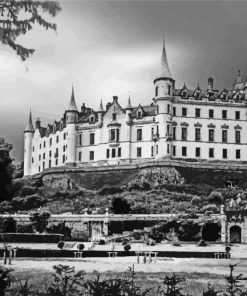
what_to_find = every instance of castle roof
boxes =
[68,86,78,112]
[156,37,173,80]
[25,110,34,132]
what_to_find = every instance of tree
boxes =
[12,162,24,179]
[29,211,50,233]
[157,273,186,296]
[0,266,13,296]
[0,217,17,233]
[0,0,61,60]
[111,197,131,214]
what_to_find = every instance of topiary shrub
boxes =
[124,244,131,252]
[191,196,201,206]
[77,243,85,251]
[57,241,64,249]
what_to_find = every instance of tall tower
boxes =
[24,110,34,176]
[125,94,132,162]
[153,38,175,158]
[65,86,78,166]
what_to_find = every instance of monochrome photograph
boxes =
[1,0,247,295]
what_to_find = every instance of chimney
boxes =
[106,102,111,110]
[208,77,214,91]
[35,117,41,129]
[113,96,118,103]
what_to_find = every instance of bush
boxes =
[47,222,71,239]
[71,228,89,242]
[111,197,131,214]
[133,232,141,240]
[16,223,33,233]
[29,211,51,233]
[191,196,201,206]
[57,241,64,249]
[0,233,63,243]
[77,243,85,251]
[122,239,129,245]
[0,217,16,233]
[207,191,223,204]
[98,185,123,196]
[99,239,105,245]
[128,181,142,192]
[202,204,219,214]
[124,244,131,252]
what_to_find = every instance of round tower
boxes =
[65,86,78,166]
[125,94,133,162]
[24,110,34,176]
[153,38,175,158]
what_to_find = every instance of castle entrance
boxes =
[230,225,241,243]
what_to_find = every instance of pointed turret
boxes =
[126,94,132,110]
[68,85,78,112]
[25,110,34,133]
[159,36,172,79]
[98,99,104,112]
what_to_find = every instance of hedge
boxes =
[0,233,63,243]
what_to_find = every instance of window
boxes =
[167,144,170,154]
[55,148,58,157]
[209,148,214,158]
[168,85,171,95]
[195,108,201,118]
[137,147,142,157]
[156,105,159,114]
[155,86,159,96]
[79,152,82,161]
[137,111,142,119]
[49,151,52,157]
[235,111,240,120]
[90,133,95,145]
[236,149,241,159]
[56,135,59,143]
[195,92,200,99]
[39,155,41,161]
[112,113,117,121]
[89,116,95,123]
[32,146,34,152]
[63,133,66,140]
[235,130,241,144]
[182,146,187,156]
[209,109,214,118]
[223,149,227,159]
[137,129,142,141]
[172,127,176,140]
[43,153,45,159]
[112,149,116,158]
[196,147,201,157]
[79,134,82,146]
[222,130,228,143]
[49,160,51,168]
[182,91,187,98]
[167,104,170,114]
[182,127,187,141]
[172,146,176,156]
[106,149,110,158]
[39,166,40,172]
[151,146,154,157]
[63,145,66,152]
[173,107,176,116]
[167,124,170,136]
[156,145,158,155]
[32,157,34,163]
[222,110,227,119]
[195,128,201,141]
[43,141,46,148]
[118,148,121,157]
[55,159,58,166]
[182,108,187,117]
[39,143,41,149]
[63,155,65,163]
[89,151,94,160]
[151,127,154,137]
[209,129,214,142]
[43,162,45,170]
[109,129,119,142]
[49,138,52,145]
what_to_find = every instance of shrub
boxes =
[71,228,89,242]
[191,196,201,206]
[99,239,105,245]
[111,197,131,214]
[29,211,51,233]
[57,241,64,249]
[98,185,123,196]
[0,217,17,233]
[133,232,141,240]
[16,223,33,233]
[47,222,71,239]
[177,221,201,241]
[122,239,128,245]
[77,243,85,251]
[207,191,223,204]
[124,244,131,252]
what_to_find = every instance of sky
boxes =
[1,0,247,162]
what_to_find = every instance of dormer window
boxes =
[137,111,142,119]
[182,91,187,98]
[89,116,95,124]
[46,129,50,137]
[195,92,200,99]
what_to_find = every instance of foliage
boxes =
[0,265,13,296]
[0,216,17,233]
[98,185,123,196]
[29,211,51,233]
[16,223,33,233]
[207,191,223,204]
[191,196,201,206]
[224,264,247,296]
[70,228,88,242]
[47,222,71,239]
[177,221,201,241]
[149,219,180,243]
[12,162,24,179]
[48,265,84,296]
[0,0,61,60]
[202,204,220,214]
[157,273,186,296]
[111,197,131,214]
[57,241,64,249]
[77,243,85,251]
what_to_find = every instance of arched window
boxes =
[155,86,159,96]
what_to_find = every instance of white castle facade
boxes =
[24,41,247,176]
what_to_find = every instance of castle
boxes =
[24,41,247,176]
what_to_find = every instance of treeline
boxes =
[1,263,246,295]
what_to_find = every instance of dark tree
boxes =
[0,0,61,60]
[0,138,14,202]
[0,216,17,233]
[111,197,131,214]
[157,273,186,296]
[0,266,13,296]
[29,211,50,233]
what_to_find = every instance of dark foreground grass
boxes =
[5,268,237,296]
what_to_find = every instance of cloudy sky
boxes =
[1,0,247,162]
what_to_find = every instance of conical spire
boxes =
[98,99,104,112]
[159,36,172,79]
[68,85,78,112]
[25,109,34,132]
[126,92,132,109]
